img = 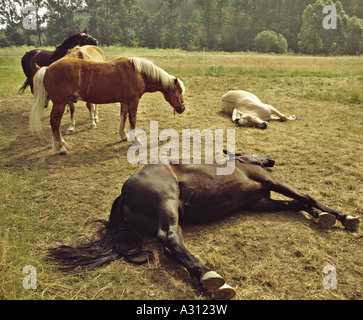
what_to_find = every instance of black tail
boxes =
[19,51,36,93]
[19,79,30,93]
[47,195,153,273]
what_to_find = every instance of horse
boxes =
[19,30,98,93]
[47,153,359,300]
[64,45,105,133]
[221,90,297,129]
[29,57,186,155]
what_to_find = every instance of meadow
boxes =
[0,47,362,300]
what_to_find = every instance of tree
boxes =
[156,0,187,48]
[298,0,362,55]
[254,30,288,53]
[345,16,363,55]
[45,0,85,46]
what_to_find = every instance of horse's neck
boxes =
[143,76,170,95]
[50,44,73,63]
[145,83,163,93]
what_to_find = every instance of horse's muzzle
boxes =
[176,105,186,114]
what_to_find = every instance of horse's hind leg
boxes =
[50,103,68,155]
[86,102,98,128]
[93,104,99,123]
[67,102,76,133]
[269,106,296,122]
[157,199,235,300]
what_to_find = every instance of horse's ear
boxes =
[174,78,185,93]
[223,150,236,158]
[82,28,88,34]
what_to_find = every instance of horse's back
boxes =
[67,45,105,62]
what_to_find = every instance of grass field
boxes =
[0,47,362,300]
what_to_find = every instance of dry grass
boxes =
[0,49,362,300]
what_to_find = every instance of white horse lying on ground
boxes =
[221,90,296,129]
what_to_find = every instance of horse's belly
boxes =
[180,187,266,224]
[181,201,242,224]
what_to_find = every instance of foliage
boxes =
[0,0,362,54]
[254,30,288,54]
[298,0,363,55]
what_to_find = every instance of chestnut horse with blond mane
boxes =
[29,57,186,155]
[64,45,105,132]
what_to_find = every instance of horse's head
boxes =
[164,78,186,115]
[232,109,268,129]
[67,30,98,47]
[223,150,275,168]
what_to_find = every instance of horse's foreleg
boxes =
[128,98,142,143]
[259,174,359,231]
[119,103,130,141]
[67,102,76,133]
[51,103,68,155]
[157,199,235,300]
[248,198,337,229]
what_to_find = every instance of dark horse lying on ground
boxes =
[19,30,98,93]
[48,153,359,300]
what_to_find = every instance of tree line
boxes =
[0,0,362,55]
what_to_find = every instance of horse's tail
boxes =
[29,67,48,137]
[19,51,34,92]
[19,78,30,93]
[47,195,152,273]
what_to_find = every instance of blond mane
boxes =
[130,57,185,92]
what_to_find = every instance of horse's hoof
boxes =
[200,271,225,291]
[318,212,336,229]
[210,284,236,300]
[59,149,69,156]
[121,134,130,142]
[343,216,360,232]
[133,140,144,147]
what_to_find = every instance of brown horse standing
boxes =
[47,155,360,300]
[64,45,105,133]
[20,31,98,93]
[29,57,186,155]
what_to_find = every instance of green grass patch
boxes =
[302,90,362,105]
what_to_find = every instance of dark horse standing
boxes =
[48,154,359,300]
[19,30,98,93]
